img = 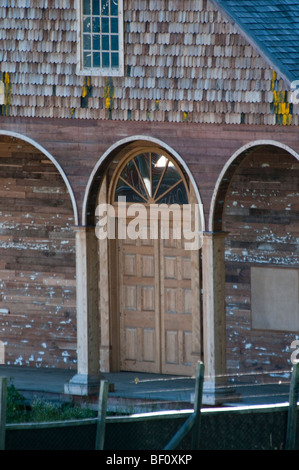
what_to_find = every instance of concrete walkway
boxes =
[0,365,197,412]
[0,365,291,412]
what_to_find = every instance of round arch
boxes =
[82,135,205,230]
[0,130,78,370]
[208,139,299,232]
[83,136,204,376]
[208,138,299,384]
[0,130,79,225]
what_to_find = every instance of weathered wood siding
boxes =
[0,118,298,376]
[0,0,298,378]
[0,135,76,368]
[224,146,299,381]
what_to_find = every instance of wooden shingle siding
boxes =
[1,0,298,125]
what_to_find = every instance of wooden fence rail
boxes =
[0,377,108,451]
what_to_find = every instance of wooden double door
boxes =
[107,149,201,376]
[118,218,194,375]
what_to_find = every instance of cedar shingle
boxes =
[0,0,297,126]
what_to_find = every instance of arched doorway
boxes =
[210,142,299,383]
[0,133,77,369]
[97,142,203,376]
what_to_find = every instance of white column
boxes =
[202,231,228,404]
[65,226,104,396]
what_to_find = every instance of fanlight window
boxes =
[114,153,189,204]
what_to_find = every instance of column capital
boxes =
[73,224,96,233]
[202,231,228,239]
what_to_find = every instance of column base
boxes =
[64,373,105,396]
[191,381,240,406]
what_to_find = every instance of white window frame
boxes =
[251,266,299,332]
[76,0,124,77]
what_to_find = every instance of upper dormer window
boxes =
[78,0,124,76]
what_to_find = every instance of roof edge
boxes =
[209,0,293,88]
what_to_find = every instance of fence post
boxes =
[191,361,205,450]
[0,377,7,451]
[163,361,204,450]
[286,363,299,450]
[95,380,109,450]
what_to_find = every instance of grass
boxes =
[6,382,97,424]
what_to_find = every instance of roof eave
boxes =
[209,0,293,88]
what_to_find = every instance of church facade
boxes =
[0,0,299,401]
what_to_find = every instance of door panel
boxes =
[161,230,193,375]
[119,228,160,373]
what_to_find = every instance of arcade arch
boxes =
[210,140,299,381]
[0,132,77,369]
[92,140,204,376]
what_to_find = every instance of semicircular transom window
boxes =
[114,152,189,204]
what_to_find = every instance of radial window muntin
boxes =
[112,151,189,205]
